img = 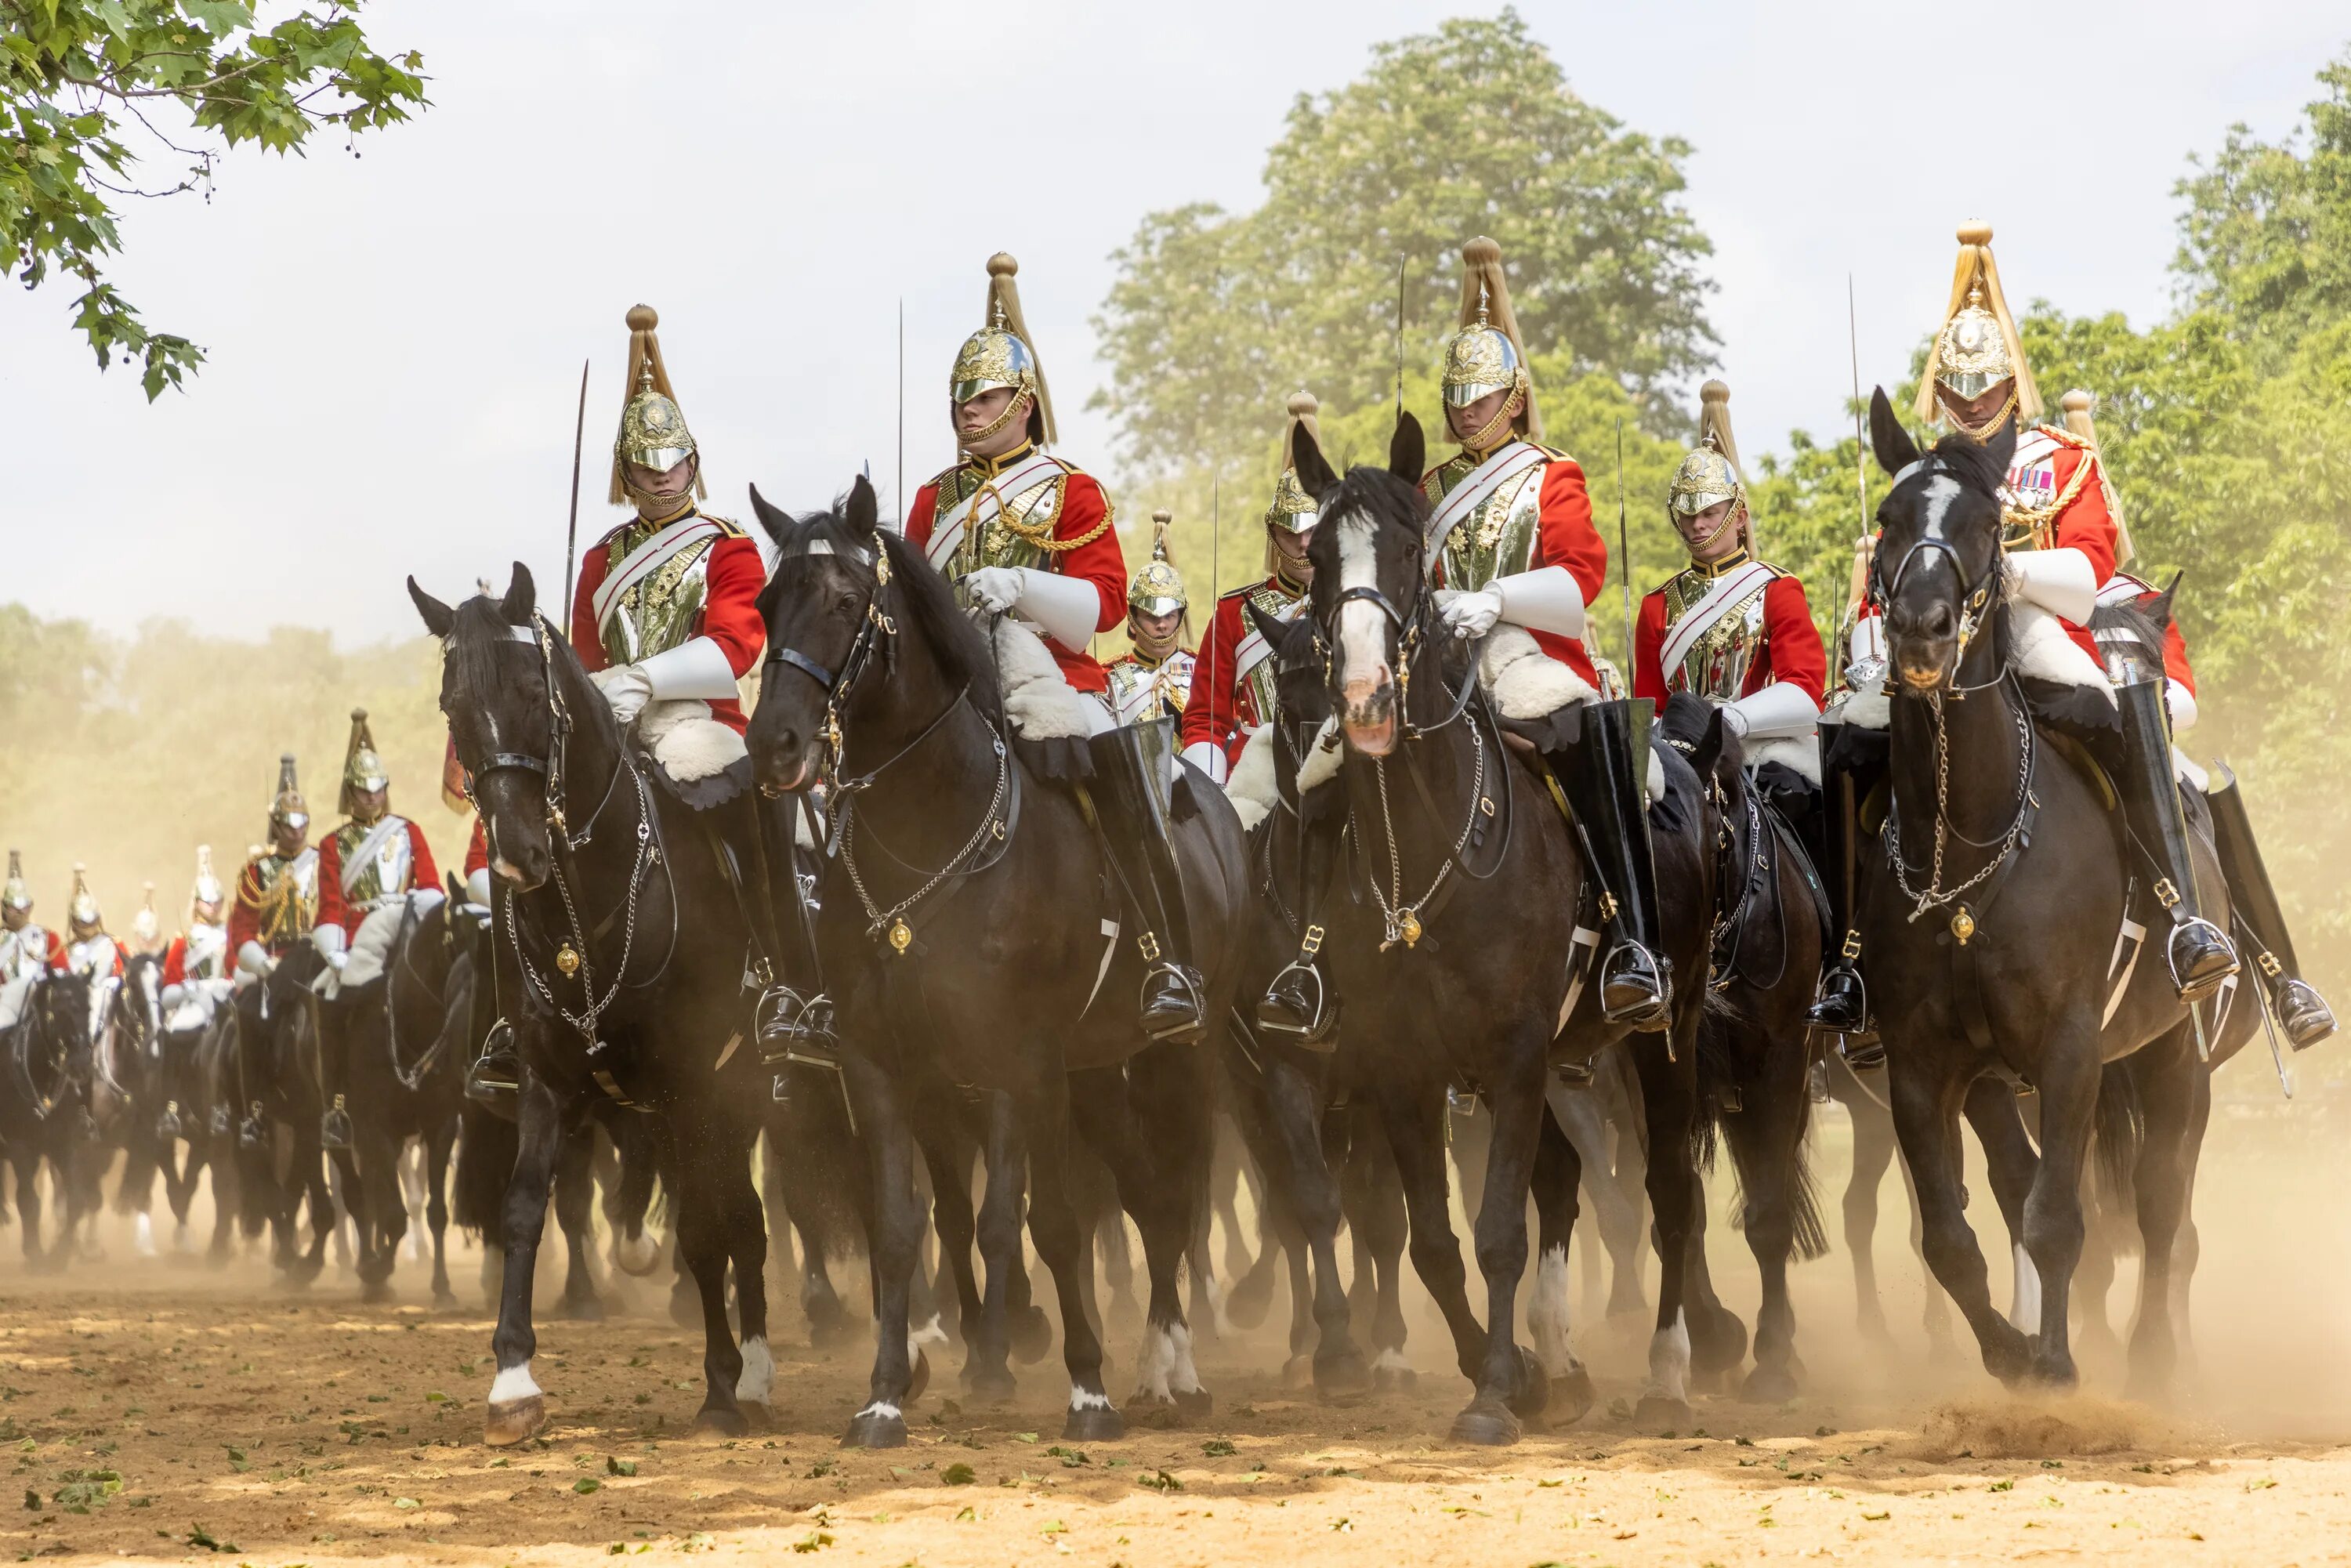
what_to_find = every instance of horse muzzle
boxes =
[491,848,549,894]
[1888,604,1959,694]
[1342,673,1397,757]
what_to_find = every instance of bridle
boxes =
[1867,457,2006,700]
[761,532,901,794]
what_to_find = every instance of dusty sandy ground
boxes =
[4,1077,2349,1566]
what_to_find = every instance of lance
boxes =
[1393,252,1407,421]
[896,296,905,534]
[1842,275,1874,664]
[1211,471,1222,736]
[1614,418,1635,668]
[562,359,589,614]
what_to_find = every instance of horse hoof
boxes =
[906,1349,931,1408]
[668,1288,697,1329]
[1125,1393,1189,1429]
[1448,1401,1522,1447]
[1062,1402,1124,1443]
[432,1290,461,1314]
[1372,1363,1419,1396]
[555,1293,607,1324]
[841,1407,907,1449]
[1313,1348,1373,1403]
[1173,1386,1213,1422]
[1983,1328,2035,1387]
[1009,1305,1054,1366]
[484,1395,547,1447]
[1551,1363,1598,1427]
[1281,1354,1315,1392]
[1633,1395,1694,1430]
[360,1280,393,1306]
[693,1404,750,1438]
[1741,1366,1800,1404]
[1225,1283,1275,1334]
[806,1304,860,1352]
[1506,1347,1549,1421]
[965,1366,1017,1406]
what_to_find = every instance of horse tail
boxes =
[2092,1056,2145,1241]
[767,1090,864,1261]
[454,1100,519,1244]
[1708,1039,1830,1265]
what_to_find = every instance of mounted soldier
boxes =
[1180,391,1329,1037]
[313,708,440,968]
[1103,511,1196,727]
[229,755,320,982]
[904,254,1202,1041]
[0,852,67,1037]
[63,864,124,980]
[159,846,232,1029]
[1422,237,1665,1028]
[1815,220,2238,1053]
[2066,393,2335,1052]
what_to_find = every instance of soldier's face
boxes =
[194,899,224,925]
[1936,378,2016,435]
[1129,607,1182,652]
[273,819,307,856]
[1447,388,1512,445]
[1675,500,1745,563]
[2,905,26,932]
[1273,524,1317,584]
[954,389,1030,458]
[625,455,697,513]
[353,786,389,824]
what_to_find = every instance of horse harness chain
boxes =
[1882,677,2038,945]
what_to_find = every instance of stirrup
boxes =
[1838,1034,1887,1071]
[465,1019,520,1103]
[1806,965,1872,1034]
[1552,1058,1596,1088]
[756,984,840,1068]
[237,1101,266,1150]
[1139,960,1208,1044]
[2164,915,2238,1004]
[1257,958,1338,1051]
[1599,942,1670,1030]
[320,1093,353,1152]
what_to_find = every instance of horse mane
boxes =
[444,592,523,710]
[1324,461,1428,541]
[1922,428,2007,506]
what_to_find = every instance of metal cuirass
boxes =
[934,462,1067,590]
[602,524,716,666]
[1661,568,1773,701]
[1107,648,1196,728]
[1430,454,1545,592]
[334,820,413,909]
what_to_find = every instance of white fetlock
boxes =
[2009,1243,2043,1331]
[734,1335,773,1405]
[1527,1244,1575,1378]
[1642,1308,1691,1404]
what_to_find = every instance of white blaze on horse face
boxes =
[1333,509,1396,747]
[1916,473,1963,543]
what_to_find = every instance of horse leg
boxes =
[1962,1077,2041,1331]
[1012,1075,1121,1444]
[1361,1126,1415,1392]
[669,1132,750,1436]
[426,1117,458,1310]
[1889,1063,2030,1385]
[1264,1049,1367,1399]
[1555,1074,1647,1321]
[551,1121,604,1321]
[726,1127,777,1422]
[13,1153,42,1268]
[1838,1077,1896,1348]
[962,1095,1027,1403]
[2124,1027,2200,1402]
[1630,1023,1703,1426]
[1727,1025,1814,1403]
[2018,1029,2103,1391]
[912,1106,981,1351]
[842,1057,928,1449]
[354,1124,401,1301]
[1527,1097,1596,1423]
[483,1071,569,1446]
[2170,1065,2214,1388]
[1369,1077,1487,1389]
[1084,1047,1214,1427]
[1447,1041,1550,1447]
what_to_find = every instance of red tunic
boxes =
[905,460,1125,693]
[1422,452,1609,687]
[464,817,489,878]
[1634,571,1827,711]
[1179,578,1305,767]
[16,927,67,974]
[567,514,768,734]
[315,820,440,940]
[161,935,190,987]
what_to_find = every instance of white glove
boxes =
[160,982,186,1011]
[636,636,741,701]
[1181,740,1230,786]
[235,940,272,978]
[313,924,348,969]
[1441,586,1505,639]
[2166,678,2198,735]
[592,663,654,726]
[465,867,493,907]
[1719,704,1751,741]
[962,567,1025,616]
[1721,680,1821,742]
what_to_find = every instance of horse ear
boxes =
[1294,422,1339,501]
[445,871,465,904]
[408,577,455,639]
[1244,602,1289,649]
[2150,571,2184,629]
[1983,415,2019,476]
[1868,387,1917,477]
[846,473,880,537]
[1389,411,1426,485]
[1692,704,1729,778]
[499,562,536,625]
[748,483,795,546]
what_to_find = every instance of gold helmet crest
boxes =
[340,708,389,817]
[1440,237,1542,442]
[610,304,706,514]
[3,849,28,914]
[950,253,1058,450]
[1918,221,2041,427]
[1128,509,1188,617]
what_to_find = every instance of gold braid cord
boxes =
[994,484,1118,553]
[2001,446,2099,549]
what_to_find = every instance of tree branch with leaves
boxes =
[2,0,426,398]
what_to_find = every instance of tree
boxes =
[1092,9,1714,498]
[1,0,426,398]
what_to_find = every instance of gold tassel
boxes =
[610,303,708,505]
[2062,388,2135,567]
[1915,220,2042,428]
[984,254,1057,447]
[1458,237,1543,440]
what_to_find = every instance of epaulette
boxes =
[702,512,746,538]
[2030,422,2088,451]
[1527,440,1574,463]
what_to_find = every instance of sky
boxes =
[4,2,2342,645]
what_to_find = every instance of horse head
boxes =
[745,476,891,796]
[1866,386,2016,697]
[410,563,590,893]
[1245,599,1335,802]
[1299,413,1431,756]
[2088,573,2183,690]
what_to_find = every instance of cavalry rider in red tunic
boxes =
[159,846,231,1016]
[1423,237,1665,1029]
[313,708,439,965]
[1,851,67,981]
[60,864,125,980]
[228,754,319,983]
[1181,391,1331,1038]
[1814,222,2237,1052]
[905,254,1203,1042]
[2067,394,2335,1051]
[1103,510,1197,728]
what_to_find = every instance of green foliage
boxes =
[0,0,427,397]
[1093,9,1712,494]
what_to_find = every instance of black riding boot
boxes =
[1806,719,1882,1068]
[1549,698,1669,1031]
[465,880,521,1103]
[2205,762,2336,1049]
[318,991,354,1150]
[751,791,839,1087]
[1258,791,1342,1049]
[2115,678,2237,1003]
[1088,718,1206,1045]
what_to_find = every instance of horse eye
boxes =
[835,591,859,614]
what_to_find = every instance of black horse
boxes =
[0,969,96,1268]
[1855,390,2241,1393]
[412,565,779,1443]
[744,476,1248,1447]
[237,944,346,1284]
[1250,414,1725,1442]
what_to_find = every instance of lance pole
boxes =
[1842,274,1875,666]
[1614,418,1635,668]
[1393,252,1407,421]
[897,296,905,534]
[563,358,589,617]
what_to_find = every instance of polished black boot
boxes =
[1806,719,1882,1067]
[2205,762,2336,1049]
[321,1092,353,1152]
[2116,679,2237,1003]
[1089,719,1206,1044]
[1258,794,1342,1049]
[752,793,841,1081]
[1549,698,1669,1031]
[465,883,521,1103]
